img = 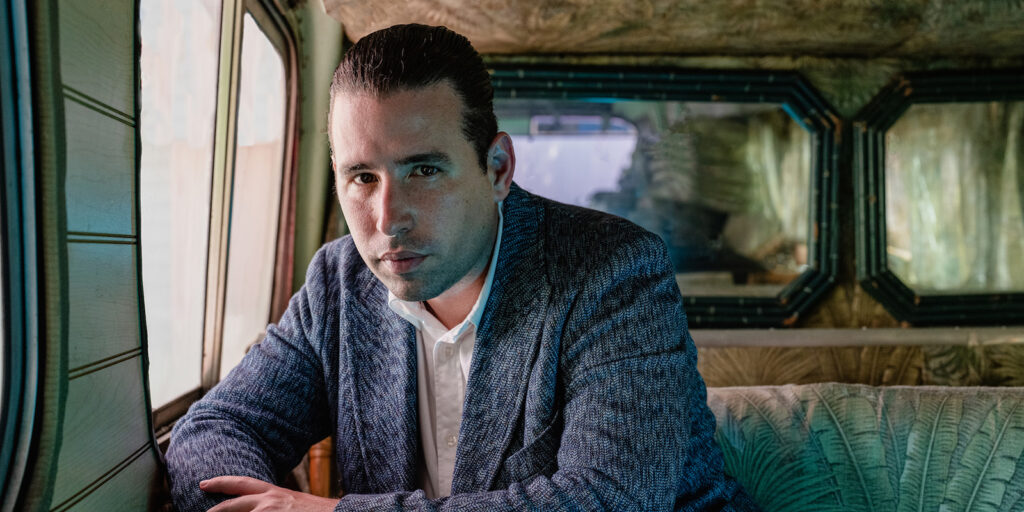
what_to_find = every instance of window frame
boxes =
[490,65,842,328]
[0,0,37,502]
[149,0,299,436]
[853,68,1024,326]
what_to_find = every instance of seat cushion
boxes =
[707,383,1024,512]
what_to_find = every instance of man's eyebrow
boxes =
[396,152,452,167]
[340,152,452,174]
[341,163,370,174]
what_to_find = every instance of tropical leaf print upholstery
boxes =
[708,383,1024,512]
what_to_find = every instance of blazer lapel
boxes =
[339,267,420,492]
[451,185,551,493]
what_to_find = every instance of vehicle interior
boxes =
[1,0,1023,510]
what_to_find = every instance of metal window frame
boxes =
[0,0,41,508]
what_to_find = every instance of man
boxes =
[166,24,757,511]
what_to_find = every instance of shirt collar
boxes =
[387,201,504,337]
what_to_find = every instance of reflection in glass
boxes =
[496,99,812,296]
[220,14,286,378]
[140,0,221,408]
[886,102,1024,293]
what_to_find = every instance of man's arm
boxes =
[165,246,335,512]
[327,230,754,511]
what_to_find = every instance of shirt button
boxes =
[444,346,454,358]
[446,433,457,447]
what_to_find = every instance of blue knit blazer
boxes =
[166,184,759,511]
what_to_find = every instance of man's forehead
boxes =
[329,83,469,166]
[331,84,461,132]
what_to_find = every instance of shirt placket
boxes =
[432,332,465,495]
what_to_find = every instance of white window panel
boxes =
[139,0,221,408]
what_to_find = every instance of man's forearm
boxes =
[333,469,640,512]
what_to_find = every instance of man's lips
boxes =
[379,250,427,274]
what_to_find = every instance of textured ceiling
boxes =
[321,0,1024,57]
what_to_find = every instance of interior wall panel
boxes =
[57,0,134,114]
[60,453,159,512]
[66,242,140,370]
[50,358,150,508]
[63,100,135,235]
[23,0,165,509]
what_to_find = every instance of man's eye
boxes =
[413,166,440,177]
[354,173,377,184]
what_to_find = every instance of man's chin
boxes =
[377,274,441,302]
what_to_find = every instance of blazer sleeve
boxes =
[331,230,758,511]
[165,246,335,512]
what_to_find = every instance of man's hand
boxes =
[201,476,339,512]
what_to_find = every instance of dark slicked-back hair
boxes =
[329,24,497,170]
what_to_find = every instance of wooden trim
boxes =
[307,437,333,498]
[692,326,1024,347]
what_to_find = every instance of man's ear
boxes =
[486,132,515,202]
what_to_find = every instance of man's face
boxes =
[329,81,503,302]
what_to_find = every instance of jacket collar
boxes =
[452,184,551,493]
[339,264,420,492]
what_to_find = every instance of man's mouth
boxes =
[379,250,427,274]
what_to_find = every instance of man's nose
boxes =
[376,179,413,236]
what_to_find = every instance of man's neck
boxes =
[424,267,488,330]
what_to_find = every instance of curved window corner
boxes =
[491,66,840,328]
[854,69,1024,326]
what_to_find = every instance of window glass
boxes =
[139,0,221,408]
[886,102,1024,293]
[219,14,286,378]
[496,99,812,297]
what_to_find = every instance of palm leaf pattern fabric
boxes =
[708,383,1024,512]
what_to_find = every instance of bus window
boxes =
[139,0,221,410]
[220,13,287,379]
[140,0,296,431]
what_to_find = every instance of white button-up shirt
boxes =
[387,203,504,499]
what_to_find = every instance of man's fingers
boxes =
[206,494,260,512]
[200,475,273,496]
